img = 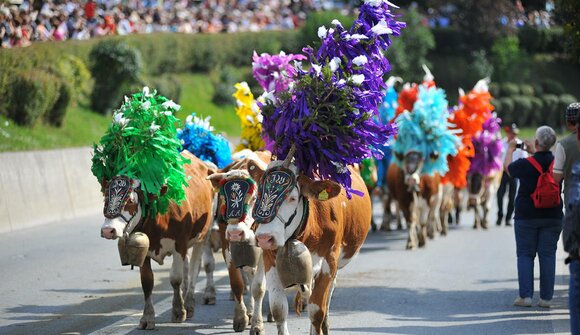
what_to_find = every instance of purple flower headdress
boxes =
[252,51,307,94]
[259,0,405,197]
[468,114,503,176]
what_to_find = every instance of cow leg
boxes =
[308,257,337,335]
[249,255,266,335]
[139,257,156,330]
[404,207,418,250]
[266,267,290,335]
[230,265,249,332]
[170,251,187,323]
[202,239,217,305]
[242,266,256,319]
[321,277,336,335]
[184,241,204,319]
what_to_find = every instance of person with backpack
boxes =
[504,125,563,308]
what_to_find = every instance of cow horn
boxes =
[283,144,296,168]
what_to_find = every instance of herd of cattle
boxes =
[98,148,500,335]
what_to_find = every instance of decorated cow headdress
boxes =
[232,82,266,152]
[259,0,405,197]
[392,85,460,175]
[468,114,503,176]
[178,113,232,169]
[92,87,188,216]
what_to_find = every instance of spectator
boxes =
[497,123,527,227]
[85,0,96,23]
[505,126,562,308]
[554,103,580,202]
[563,109,580,335]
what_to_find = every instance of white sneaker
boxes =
[513,297,532,307]
[538,299,551,308]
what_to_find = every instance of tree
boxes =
[557,0,580,62]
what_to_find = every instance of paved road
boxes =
[0,199,571,335]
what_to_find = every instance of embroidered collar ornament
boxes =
[178,113,232,169]
[253,165,297,224]
[233,82,266,152]
[218,172,257,224]
[92,87,188,217]
[104,175,132,219]
[259,0,405,197]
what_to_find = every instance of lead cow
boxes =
[246,151,371,335]
[99,151,215,329]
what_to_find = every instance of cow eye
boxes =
[288,196,297,203]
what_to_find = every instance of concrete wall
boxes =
[0,147,102,234]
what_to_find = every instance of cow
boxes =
[246,149,371,335]
[99,151,215,330]
[207,150,272,334]
[466,171,502,229]
[387,151,442,249]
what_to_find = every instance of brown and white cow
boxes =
[387,152,442,249]
[207,150,272,334]
[99,151,215,330]
[466,171,501,229]
[246,153,371,335]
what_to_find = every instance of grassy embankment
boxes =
[0,73,239,152]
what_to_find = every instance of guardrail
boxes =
[0,147,102,233]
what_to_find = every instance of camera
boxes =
[515,140,525,150]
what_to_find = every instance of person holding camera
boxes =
[504,126,563,308]
[562,108,580,334]
[497,123,528,226]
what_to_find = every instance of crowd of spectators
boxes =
[0,0,340,48]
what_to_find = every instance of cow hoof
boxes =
[186,301,195,319]
[250,324,265,335]
[172,308,187,323]
[139,319,155,330]
[203,295,216,305]
[406,242,417,250]
[234,314,249,332]
[267,312,274,322]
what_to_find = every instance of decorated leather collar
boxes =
[253,166,296,224]
[218,175,257,224]
[104,176,132,219]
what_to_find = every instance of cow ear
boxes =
[160,185,168,197]
[395,152,404,161]
[206,173,225,189]
[100,178,108,194]
[298,176,341,201]
[255,150,272,163]
[247,160,265,182]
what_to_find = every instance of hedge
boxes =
[8,71,61,126]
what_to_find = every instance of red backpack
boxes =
[527,157,561,209]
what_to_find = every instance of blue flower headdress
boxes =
[392,85,460,175]
[178,114,232,169]
[260,0,405,196]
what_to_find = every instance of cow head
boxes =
[100,176,155,240]
[248,148,341,250]
[467,172,484,208]
[396,151,424,192]
[208,170,258,245]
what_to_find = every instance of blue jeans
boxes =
[571,260,580,334]
[514,218,562,300]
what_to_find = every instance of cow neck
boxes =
[123,201,145,237]
[289,197,309,240]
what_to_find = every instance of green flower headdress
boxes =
[91,87,188,216]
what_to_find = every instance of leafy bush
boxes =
[491,36,522,82]
[501,82,520,96]
[498,97,515,120]
[145,74,182,102]
[8,71,60,126]
[520,84,535,96]
[89,40,142,114]
[45,79,72,127]
[512,95,533,125]
[489,82,501,97]
[211,66,240,106]
[468,49,494,84]
[542,78,566,95]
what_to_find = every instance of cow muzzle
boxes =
[101,227,118,240]
[257,234,277,250]
[227,229,245,242]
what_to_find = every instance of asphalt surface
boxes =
[0,198,572,335]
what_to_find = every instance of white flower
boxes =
[371,20,393,35]
[336,79,346,86]
[364,0,399,8]
[141,101,151,110]
[4,121,9,127]
[329,57,341,72]
[353,109,360,115]
[150,122,160,133]
[162,100,181,112]
[331,19,342,26]
[352,55,368,66]
[350,74,365,85]
[261,91,275,103]
[311,64,322,75]
[318,25,328,39]
[185,115,193,124]
[124,96,130,103]
[251,102,260,114]
[113,113,129,127]
[162,110,173,116]
[257,114,264,123]
[346,34,369,41]
[142,86,151,97]
[194,116,214,131]
[246,115,255,124]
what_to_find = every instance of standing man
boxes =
[497,123,527,226]
[554,103,580,202]
[563,107,580,334]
